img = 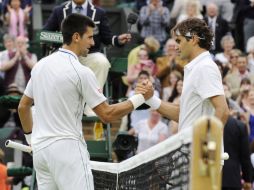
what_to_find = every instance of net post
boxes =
[190,116,223,190]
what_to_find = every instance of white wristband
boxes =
[24,134,31,145]
[128,94,145,110]
[146,96,161,110]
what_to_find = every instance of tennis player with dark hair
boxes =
[145,18,229,129]
[18,13,153,190]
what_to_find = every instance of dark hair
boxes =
[61,13,95,45]
[171,18,213,50]
[240,77,251,85]
[168,79,182,102]
[138,70,150,77]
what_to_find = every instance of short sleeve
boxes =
[24,79,33,98]
[195,64,224,100]
[80,68,107,108]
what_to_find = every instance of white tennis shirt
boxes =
[24,48,106,152]
[179,51,224,130]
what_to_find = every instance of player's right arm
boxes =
[93,80,154,123]
[18,95,33,134]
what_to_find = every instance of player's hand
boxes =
[135,79,154,100]
[118,34,131,45]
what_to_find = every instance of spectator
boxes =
[170,0,202,21]
[136,0,170,12]
[204,2,230,53]
[245,88,254,142]
[0,34,16,79]
[225,49,242,75]
[127,70,160,128]
[223,82,244,114]
[231,0,254,51]
[126,48,157,86]
[4,0,31,37]
[162,70,182,101]
[0,36,37,92]
[225,54,254,100]
[246,36,254,73]
[44,0,131,116]
[0,149,11,190]
[215,35,235,66]
[155,38,185,98]
[167,79,183,135]
[222,99,252,190]
[139,0,170,45]
[44,0,131,90]
[177,0,203,23]
[128,110,168,153]
[236,78,252,112]
[127,36,160,68]
[209,0,234,22]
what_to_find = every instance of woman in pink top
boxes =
[5,0,31,37]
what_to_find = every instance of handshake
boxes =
[128,79,161,110]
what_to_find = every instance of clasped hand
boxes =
[134,79,154,100]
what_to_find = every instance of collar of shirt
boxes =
[72,1,88,15]
[209,16,217,27]
[208,16,217,23]
[58,48,78,60]
[184,51,211,71]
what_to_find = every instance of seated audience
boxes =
[4,0,31,37]
[162,70,182,101]
[139,0,170,45]
[0,34,16,79]
[204,2,230,53]
[127,70,160,128]
[156,38,185,99]
[224,54,254,99]
[128,110,168,153]
[128,36,160,68]
[177,0,203,23]
[0,36,37,92]
[246,36,254,73]
[215,35,235,66]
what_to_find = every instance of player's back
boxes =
[29,49,87,152]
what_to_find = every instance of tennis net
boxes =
[91,128,192,190]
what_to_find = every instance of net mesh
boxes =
[91,128,192,190]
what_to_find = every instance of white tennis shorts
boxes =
[33,139,94,190]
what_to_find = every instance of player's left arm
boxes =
[210,95,229,126]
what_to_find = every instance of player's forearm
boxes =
[101,101,134,123]
[158,101,180,122]
[214,106,229,126]
[18,105,33,133]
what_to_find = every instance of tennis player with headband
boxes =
[145,18,229,131]
[18,13,153,190]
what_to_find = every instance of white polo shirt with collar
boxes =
[179,51,224,130]
[24,48,106,152]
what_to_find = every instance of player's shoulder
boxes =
[199,57,218,69]
[76,62,95,77]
